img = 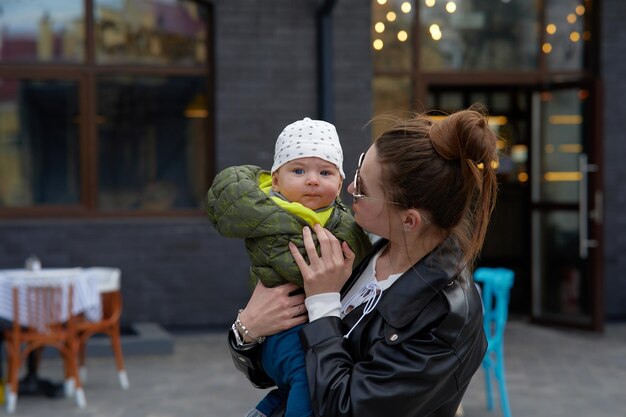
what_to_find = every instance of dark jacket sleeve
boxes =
[206,165,268,238]
[249,232,308,287]
[227,329,275,389]
[299,291,484,417]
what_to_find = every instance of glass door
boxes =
[530,84,603,330]
[426,86,532,316]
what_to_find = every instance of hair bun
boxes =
[429,105,498,165]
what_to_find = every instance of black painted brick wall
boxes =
[0,218,250,328]
[601,0,626,320]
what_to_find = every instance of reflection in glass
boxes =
[97,76,208,210]
[0,79,80,206]
[372,76,411,140]
[544,0,587,71]
[428,88,530,186]
[95,0,208,66]
[419,0,538,71]
[372,0,414,72]
[540,89,584,204]
[438,92,463,112]
[536,210,590,322]
[0,1,84,63]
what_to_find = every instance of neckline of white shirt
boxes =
[341,244,403,307]
[304,245,408,322]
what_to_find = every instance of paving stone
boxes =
[5,320,626,417]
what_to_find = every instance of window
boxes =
[0,79,80,206]
[97,76,208,210]
[0,0,212,214]
[371,0,415,139]
[418,0,538,71]
[371,0,595,134]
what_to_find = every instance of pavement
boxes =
[2,320,625,417]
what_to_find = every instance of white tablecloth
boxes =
[0,268,116,326]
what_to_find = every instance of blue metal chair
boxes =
[474,267,514,417]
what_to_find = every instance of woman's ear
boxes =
[403,209,428,231]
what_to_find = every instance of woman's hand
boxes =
[289,224,355,297]
[238,281,307,342]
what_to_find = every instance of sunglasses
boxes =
[352,152,403,205]
[351,152,432,225]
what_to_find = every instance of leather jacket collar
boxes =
[341,237,464,328]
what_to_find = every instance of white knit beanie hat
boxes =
[271,117,345,178]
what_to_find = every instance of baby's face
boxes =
[272,157,343,210]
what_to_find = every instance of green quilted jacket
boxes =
[206,165,372,288]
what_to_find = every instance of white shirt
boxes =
[305,245,403,322]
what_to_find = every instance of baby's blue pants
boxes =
[256,324,311,417]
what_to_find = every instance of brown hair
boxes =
[374,105,498,265]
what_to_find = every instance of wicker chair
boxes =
[75,267,129,390]
[3,279,86,413]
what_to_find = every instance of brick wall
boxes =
[0,218,248,327]
[213,0,372,185]
[601,0,626,320]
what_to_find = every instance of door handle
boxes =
[579,154,598,259]
[590,189,603,224]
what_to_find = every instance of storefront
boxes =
[370,0,610,329]
[0,0,372,327]
[1,0,624,328]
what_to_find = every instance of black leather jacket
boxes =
[230,237,487,417]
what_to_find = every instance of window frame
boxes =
[0,0,214,218]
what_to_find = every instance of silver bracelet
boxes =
[235,309,266,344]
[231,322,246,346]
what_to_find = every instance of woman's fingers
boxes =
[301,226,319,264]
[325,227,345,264]
[315,225,346,269]
[291,303,307,317]
[312,224,338,259]
[286,313,308,329]
[288,224,354,296]
[288,241,310,275]
[342,241,355,266]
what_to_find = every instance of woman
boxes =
[229,106,498,417]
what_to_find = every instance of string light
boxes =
[430,24,442,40]
[518,172,528,183]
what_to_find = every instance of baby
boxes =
[206,117,371,417]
